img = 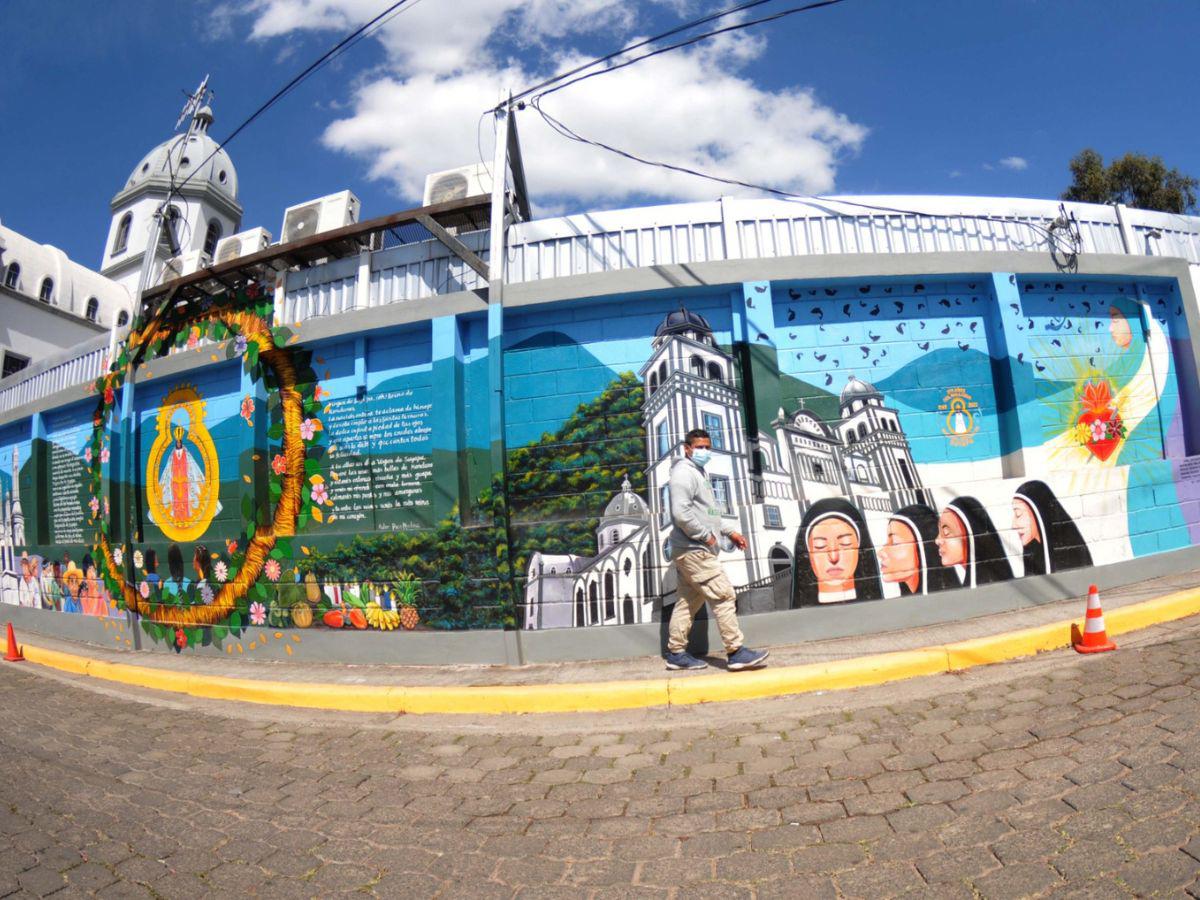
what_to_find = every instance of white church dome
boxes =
[602,477,649,520]
[123,107,237,201]
[840,374,883,409]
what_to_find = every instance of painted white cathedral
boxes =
[0,447,27,606]
[522,308,929,630]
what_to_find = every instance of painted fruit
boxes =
[322,609,345,629]
[399,606,419,630]
[291,605,313,628]
[348,608,368,630]
[304,572,322,604]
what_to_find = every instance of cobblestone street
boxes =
[3,621,1200,898]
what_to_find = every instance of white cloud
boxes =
[998,155,1028,171]
[221,1,868,210]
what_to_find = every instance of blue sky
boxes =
[2,0,1197,268]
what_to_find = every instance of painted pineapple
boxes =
[396,571,420,630]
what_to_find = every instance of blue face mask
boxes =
[691,448,712,467]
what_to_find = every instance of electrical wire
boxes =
[528,0,850,106]
[530,100,1081,260]
[162,0,419,207]
[501,0,837,110]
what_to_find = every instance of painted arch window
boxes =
[623,557,632,576]
[656,419,670,458]
[702,412,725,450]
[707,362,723,383]
[690,355,705,378]
[575,588,585,628]
[648,371,658,395]
[3,262,18,289]
[769,545,792,573]
[38,278,53,303]
[84,297,99,322]
[622,595,634,624]
[112,213,132,255]
[659,484,671,527]
[588,582,599,625]
[898,457,916,489]
[603,571,615,620]
[116,310,130,327]
[203,219,222,257]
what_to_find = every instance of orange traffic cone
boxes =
[4,623,24,662]
[1074,584,1116,654]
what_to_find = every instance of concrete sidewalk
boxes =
[6,569,1200,714]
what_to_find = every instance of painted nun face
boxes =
[936,509,968,568]
[1109,306,1132,350]
[807,516,859,593]
[1012,498,1041,546]
[879,520,920,588]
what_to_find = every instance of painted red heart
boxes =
[1079,408,1119,461]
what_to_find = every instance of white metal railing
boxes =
[3,196,1199,418]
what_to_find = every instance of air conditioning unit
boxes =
[213,227,273,265]
[280,191,360,245]
[422,164,492,207]
[158,250,211,284]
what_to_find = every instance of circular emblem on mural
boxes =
[146,384,221,542]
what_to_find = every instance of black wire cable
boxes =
[531,99,1080,257]
[162,0,416,206]
[501,0,808,110]
[528,0,850,105]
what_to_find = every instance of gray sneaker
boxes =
[727,647,769,671]
[665,651,708,670]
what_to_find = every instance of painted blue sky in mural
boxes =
[3,1,1197,267]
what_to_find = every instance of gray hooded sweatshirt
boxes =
[668,456,735,557]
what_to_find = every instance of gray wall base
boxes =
[5,544,1199,668]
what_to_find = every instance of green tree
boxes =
[1061,149,1197,214]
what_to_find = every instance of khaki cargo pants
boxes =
[666,549,744,656]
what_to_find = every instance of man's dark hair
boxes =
[685,428,711,446]
[144,548,158,573]
[167,544,184,583]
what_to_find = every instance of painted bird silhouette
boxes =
[756,332,769,342]
[824,374,833,386]
[1017,352,1025,364]
[811,307,824,319]
[918,341,930,350]
[859,285,871,294]
[872,359,879,367]
[969,322,979,333]
[842,303,851,317]
[796,352,804,359]
[788,332,797,340]
[884,286,893,293]
[958,342,970,351]
[939,299,951,308]
[941,325,951,335]
[914,284,925,292]
[894,301,904,313]
[860,347,871,358]
[968,283,977,289]
[815,353,827,362]
[1051,339,1062,348]
[788,289,802,300]
[1082,301,1092,313]
[1035,362,1046,372]
[869,305,880,316]
[868,332,881,342]
[824,288,838,296]
[842,336,850,342]
[896,323,906,334]
[1009,303,1019,313]
[920,322,927,330]
[754,284,767,292]
[787,308,797,321]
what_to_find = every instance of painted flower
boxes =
[103,496,110,516]
[1090,420,1106,442]
[139,581,150,599]
[240,395,254,426]
[234,334,248,356]
[175,628,187,649]
[112,547,124,567]
[100,446,110,464]
[264,559,282,582]
[133,549,144,569]
[103,385,115,406]
[214,560,228,583]
[249,601,267,626]
[88,496,100,517]
[310,483,329,506]
[199,582,214,605]
[225,539,238,555]
[300,419,317,441]
[271,454,287,475]
[186,326,201,349]
[246,282,261,299]
[84,446,93,464]
[314,385,328,401]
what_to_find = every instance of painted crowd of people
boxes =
[792,480,1093,607]
[3,551,115,616]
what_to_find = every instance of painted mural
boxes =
[0,270,1197,650]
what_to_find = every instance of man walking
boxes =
[664,429,769,671]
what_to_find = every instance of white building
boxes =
[524,307,928,629]
[0,221,131,379]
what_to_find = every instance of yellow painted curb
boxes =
[7,586,1200,715]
